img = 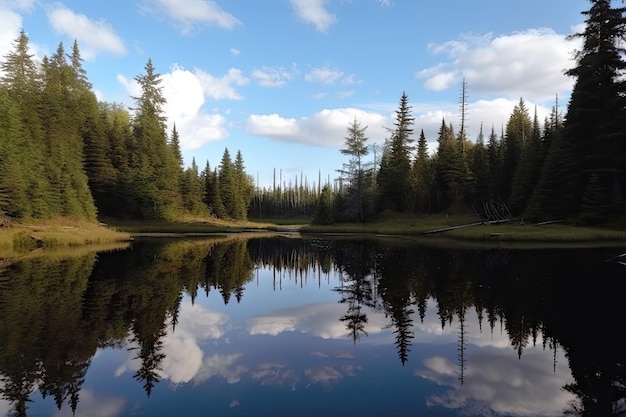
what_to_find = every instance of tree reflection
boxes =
[0,236,624,416]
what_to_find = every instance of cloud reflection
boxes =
[53,389,126,417]
[250,363,299,389]
[416,348,575,416]
[246,303,387,339]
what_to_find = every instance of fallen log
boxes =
[421,219,510,235]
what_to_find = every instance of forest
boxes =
[0,0,624,226]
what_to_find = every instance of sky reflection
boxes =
[104,266,575,417]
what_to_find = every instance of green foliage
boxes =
[312,185,335,225]
[377,92,415,211]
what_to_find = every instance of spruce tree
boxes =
[130,59,181,218]
[377,92,414,211]
[409,129,432,213]
[339,118,371,221]
[531,0,626,220]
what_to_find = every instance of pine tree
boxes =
[433,119,467,210]
[409,129,432,213]
[531,0,626,220]
[377,92,414,211]
[509,106,543,215]
[233,150,254,221]
[501,98,532,203]
[470,124,491,205]
[218,148,238,219]
[130,58,181,218]
[338,118,371,221]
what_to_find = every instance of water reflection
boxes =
[0,235,624,416]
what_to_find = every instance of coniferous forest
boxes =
[1,0,624,226]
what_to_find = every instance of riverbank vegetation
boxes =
[1,1,624,249]
[0,218,130,259]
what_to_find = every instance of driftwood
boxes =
[421,219,510,235]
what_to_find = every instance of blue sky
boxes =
[1,0,588,188]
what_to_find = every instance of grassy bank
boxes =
[301,213,626,243]
[0,218,132,259]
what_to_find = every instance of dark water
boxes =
[1,234,625,417]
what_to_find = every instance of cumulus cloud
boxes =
[251,65,296,88]
[417,28,580,102]
[416,347,575,416]
[140,0,241,33]
[46,4,126,60]
[0,8,24,57]
[288,0,336,33]
[246,108,391,147]
[194,67,249,100]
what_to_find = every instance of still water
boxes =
[0,234,625,417]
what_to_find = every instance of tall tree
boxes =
[377,92,414,211]
[501,98,532,203]
[509,107,543,215]
[531,0,626,221]
[409,129,433,213]
[130,59,181,218]
[338,118,371,221]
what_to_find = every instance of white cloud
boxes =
[251,65,295,88]
[0,8,23,57]
[417,28,579,102]
[423,71,458,92]
[141,0,241,33]
[46,5,126,60]
[305,67,344,84]
[194,67,249,100]
[230,47,240,55]
[288,0,336,33]
[246,108,391,147]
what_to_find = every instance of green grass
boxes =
[0,218,131,259]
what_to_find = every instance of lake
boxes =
[1,234,624,417]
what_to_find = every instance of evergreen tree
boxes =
[218,148,238,220]
[470,124,491,205]
[312,185,335,225]
[501,98,532,203]
[531,0,626,220]
[338,118,371,221]
[486,125,503,201]
[180,157,207,215]
[202,162,225,218]
[233,150,254,221]
[433,119,467,210]
[509,107,543,215]
[408,129,433,213]
[377,92,414,211]
[130,59,181,218]
[169,124,184,170]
